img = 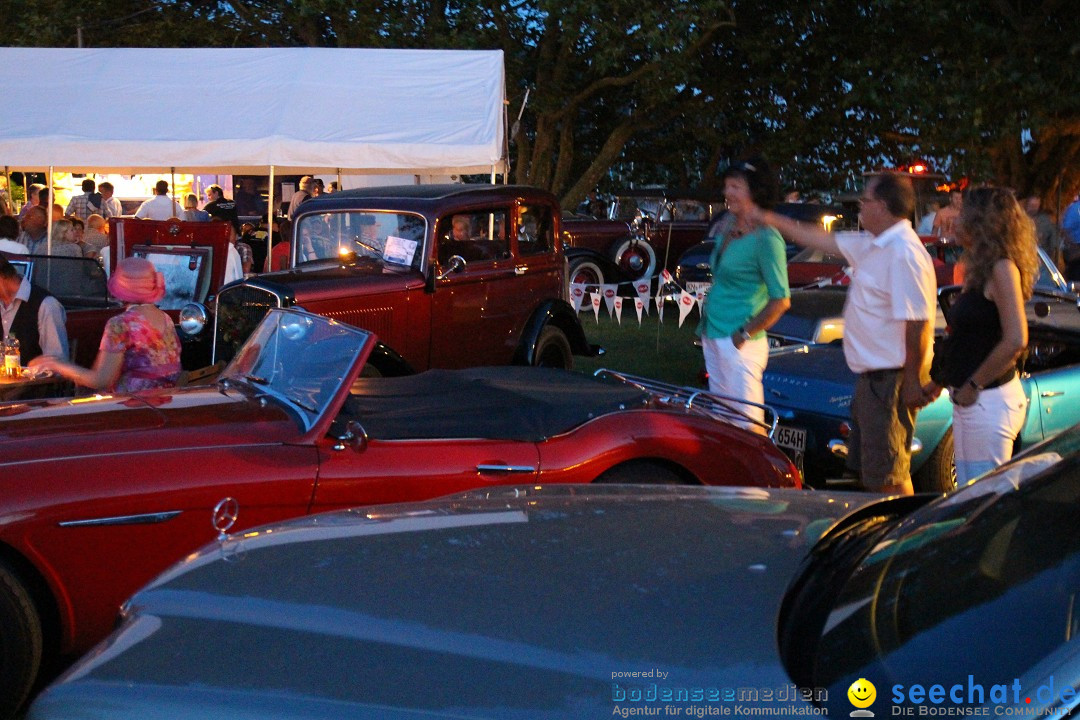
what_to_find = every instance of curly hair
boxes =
[959,187,1038,300]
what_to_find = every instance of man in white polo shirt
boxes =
[754,173,936,495]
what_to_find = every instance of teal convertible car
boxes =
[763,287,1080,491]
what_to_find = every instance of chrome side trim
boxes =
[59,510,183,528]
[476,465,536,474]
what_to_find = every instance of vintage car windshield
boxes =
[14,255,113,308]
[793,425,1080,712]
[220,309,371,431]
[133,247,211,310]
[295,211,427,271]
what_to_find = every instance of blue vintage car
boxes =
[763,285,1080,491]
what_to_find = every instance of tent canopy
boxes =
[2,47,506,175]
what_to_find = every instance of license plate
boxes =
[774,425,806,453]
[773,425,806,477]
[686,282,712,296]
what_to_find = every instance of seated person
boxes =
[299,222,336,262]
[32,257,180,393]
[0,255,70,364]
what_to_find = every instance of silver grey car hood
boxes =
[31,485,885,719]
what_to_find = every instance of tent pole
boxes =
[336,168,341,194]
[3,167,8,211]
[170,167,176,218]
[47,165,54,256]
[490,166,496,185]
[22,174,29,215]
[267,165,275,272]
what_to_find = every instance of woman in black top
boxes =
[923,187,1038,485]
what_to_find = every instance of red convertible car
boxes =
[0,309,799,716]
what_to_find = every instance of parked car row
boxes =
[27,405,1080,719]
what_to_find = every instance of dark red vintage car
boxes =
[0,309,799,715]
[561,190,725,289]
[189,185,594,371]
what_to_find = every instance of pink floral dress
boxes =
[100,307,182,393]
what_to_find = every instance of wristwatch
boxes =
[737,326,753,342]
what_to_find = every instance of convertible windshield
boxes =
[295,211,426,270]
[785,425,1080,712]
[220,309,371,430]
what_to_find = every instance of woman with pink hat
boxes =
[31,257,181,392]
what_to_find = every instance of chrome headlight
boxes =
[178,303,208,336]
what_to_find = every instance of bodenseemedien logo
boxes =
[848,678,877,717]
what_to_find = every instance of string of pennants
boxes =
[569,269,709,328]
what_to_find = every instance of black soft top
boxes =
[344,367,650,441]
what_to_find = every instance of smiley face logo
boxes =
[848,678,876,709]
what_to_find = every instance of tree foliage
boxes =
[2,0,1078,212]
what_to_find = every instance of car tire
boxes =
[912,428,956,493]
[568,258,605,291]
[610,237,657,281]
[593,460,689,485]
[0,559,42,719]
[533,326,573,370]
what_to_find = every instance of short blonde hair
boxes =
[184,193,199,209]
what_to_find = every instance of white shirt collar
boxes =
[872,219,913,247]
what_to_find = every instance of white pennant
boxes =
[601,284,619,315]
[634,297,644,324]
[654,292,664,322]
[589,291,602,322]
[612,296,624,324]
[677,289,696,327]
[661,268,673,284]
[569,283,587,312]
[634,281,652,314]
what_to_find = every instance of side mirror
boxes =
[333,420,368,453]
[436,254,466,281]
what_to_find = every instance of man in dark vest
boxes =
[0,256,69,364]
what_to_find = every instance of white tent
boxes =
[0,47,506,176]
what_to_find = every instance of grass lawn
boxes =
[572,302,706,387]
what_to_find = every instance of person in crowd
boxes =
[311,178,325,199]
[48,219,83,258]
[287,176,314,221]
[18,184,44,220]
[135,180,183,221]
[270,217,292,271]
[922,187,1038,484]
[933,189,963,239]
[0,216,29,254]
[204,184,240,231]
[31,257,180,392]
[917,196,942,235]
[697,158,790,435]
[0,189,13,217]
[0,255,69,363]
[234,177,266,217]
[65,178,102,221]
[328,181,340,194]
[754,173,936,495]
[241,222,268,273]
[17,206,48,254]
[182,193,209,222]
[1023,194,1062,268]
[451,215,471,242]
[98,182,122,219]
[82,214,109,258]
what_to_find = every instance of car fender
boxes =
[513,299,597,363]
[909,396,954,474]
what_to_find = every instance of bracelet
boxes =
[736,326,752,342]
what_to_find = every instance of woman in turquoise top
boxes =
[698,159,790,434]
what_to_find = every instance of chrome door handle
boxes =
[1041,391,1065,397]
[476,465,535,474]
[514,266,527,276]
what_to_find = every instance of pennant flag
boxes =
[601,284,619,315]
[694,284,709,312]
[634,297,645,324]
[634,281,652,314]
[612,296,624,324]
[677,290,696,327]
[589,292,602,322]
[661,268,673,284]
[654,292,665,323]
[569,283,587,312]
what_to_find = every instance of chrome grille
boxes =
[213,285,283,363]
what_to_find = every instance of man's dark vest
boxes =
[3,284,48,364]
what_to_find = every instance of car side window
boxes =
[517,205,554,256]
[437,210,508,265]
